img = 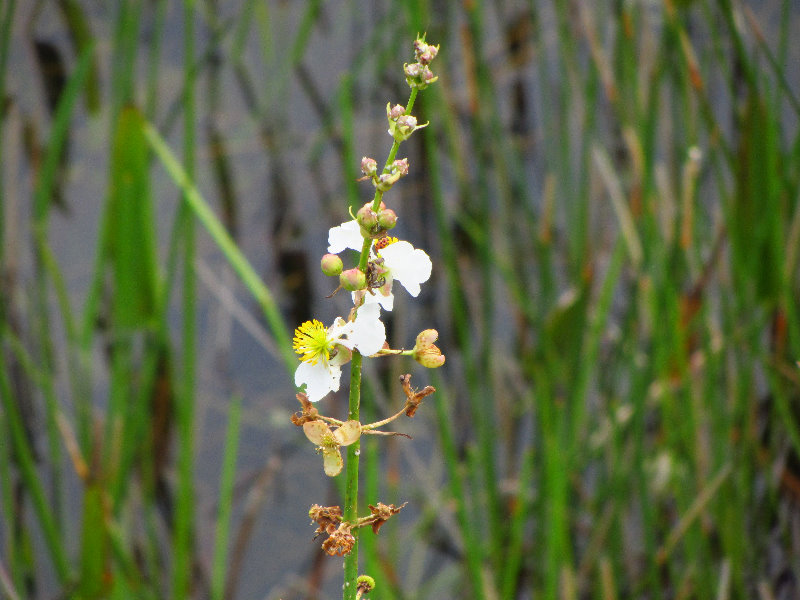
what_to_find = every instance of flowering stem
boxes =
[344,85,419,600]
[357,88,418,273]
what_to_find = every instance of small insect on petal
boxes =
[333,420,362,446]
[323,448,344,477]
[303,421,329,446]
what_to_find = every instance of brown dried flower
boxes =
[321,523,356,556]
[399,374,435,417]
[366,502,407,535]
[291,392,319,426]
[309,504,342,538]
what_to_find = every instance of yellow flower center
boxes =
[293,320,332,364]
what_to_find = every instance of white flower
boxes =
[357,240,432,311]
[328,220,363,254]
[344,302,386,356]
[293,308,386,402]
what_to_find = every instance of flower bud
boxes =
[388,113,428,142]
[377,208,397,230]
[413,344,445,368]
[414,40,439,65]
[356,203,379,229]
[404,62,421,79]
[405,61,438,90]
[361,156,377,178]
[356,575,376,594]
[339,268,367,291]
[320,253,343,276]
[392,158,409,176]
[387,103,405,121]
[421,66,438,86]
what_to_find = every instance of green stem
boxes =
[343,351,362,600]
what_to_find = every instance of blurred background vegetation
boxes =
[1,0,800,599]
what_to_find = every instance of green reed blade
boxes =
[57,0,101,113]
[142,120,296,370]
[211,396,242,600]
[33,42,94,228]
[107,107,159,328]
[0,359,71,583]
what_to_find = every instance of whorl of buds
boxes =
[340,268,367,291]
[387,103,428,142]
[405,37,440,90]
[320,253,343,276]
[374,158,410,192]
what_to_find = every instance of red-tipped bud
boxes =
[377,209,397,230]
[320,254,343,276]
[392,158,409,176]
[388,103,405,120]
[361,157,378,177]
[356,203,379,229]
[339,268,367,291]
[404,62,421,79]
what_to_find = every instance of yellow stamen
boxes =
[293,319,331,364]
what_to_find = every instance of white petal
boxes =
[327,316,353,344]
[353,287,394,311]
[349,302,386,356]
[328,220,364,254]
[295,360,341,402]
[381,241,432,297]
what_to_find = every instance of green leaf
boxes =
[107,107,159,329]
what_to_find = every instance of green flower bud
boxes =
[340,268,367,292]
[320,254,343,276]
[356,203,379,229]
[377,208,397,230]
